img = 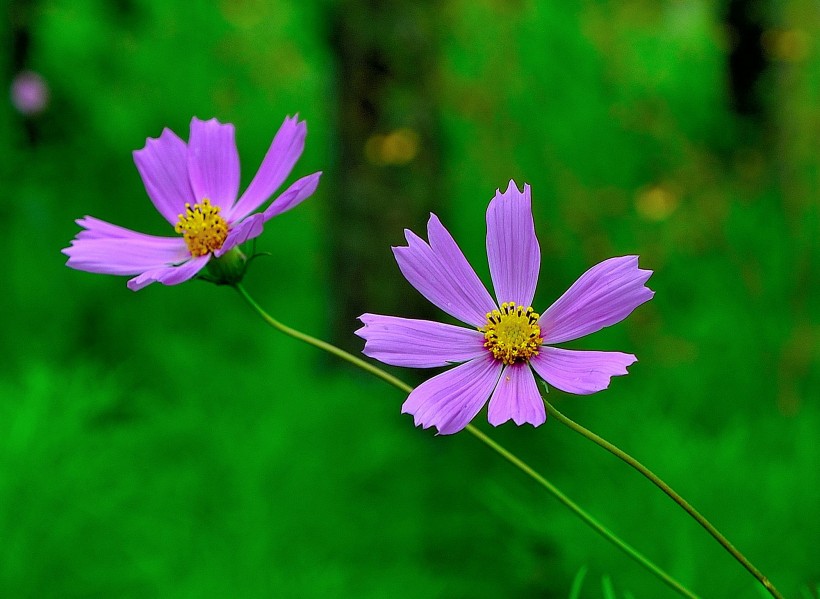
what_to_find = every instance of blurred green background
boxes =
[2,0,818,597]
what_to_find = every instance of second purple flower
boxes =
[356,181,654,435]
[63,115,321,290]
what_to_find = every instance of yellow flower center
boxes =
[174,199,228,257]
[480,302,543,365]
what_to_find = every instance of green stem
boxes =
[543,400,783,599]
[234,283,698,599]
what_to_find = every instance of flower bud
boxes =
[205,246,248,285]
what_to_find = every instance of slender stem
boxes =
[463,426,697,599]
[543,400,783,599]
[234,283,698,599]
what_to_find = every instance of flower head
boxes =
[11,71,49,115]
[356,181,654,435]
[63,116,321,290]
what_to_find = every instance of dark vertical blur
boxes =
[328,0,443,350]
[8,1,31,69]
[725,0,768,115]
[8,0,37,143]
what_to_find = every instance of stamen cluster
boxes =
[480,302,543,365]
[175,199,228,257]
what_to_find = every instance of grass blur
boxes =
[1,0,817,597]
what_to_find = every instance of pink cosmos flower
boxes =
[63,116,321,290]
[356,181,654,435]
[11,71,49,115]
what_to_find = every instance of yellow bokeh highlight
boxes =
[364,128,420,166]
[762,29,811,62]
[635,185,680,222]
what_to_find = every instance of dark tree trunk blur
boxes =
[8,0,38,144]
[725,0,768,115]
[327,0,444,352]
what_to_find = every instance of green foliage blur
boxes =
[2,0,817,597]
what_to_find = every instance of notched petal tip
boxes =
[498,179,529,197]
[355,313,381,330]
[190,115,230,129]
[275,114,307,141]
[261,171,322,220]
[281,113,303,127]
[353,314,372,340]
[426,211,443,227]
[397,227,425,248]
[133,127,175,157]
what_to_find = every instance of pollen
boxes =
[480,302,543,365]
[175,199,228,257]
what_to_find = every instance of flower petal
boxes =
[356,313,487,368]
[72,215,171,241]
[63,216,189,275]
[539,256,654,344]
[393,214,496,327]
[229,115,307,221]
[132,128,195,225]
[217,172,322,256]
[262,172,322,220]
[216,214,265,256]
[486,181,540,307]
[530,347,637,395]
[402,353,502,435]
[187,117,240,212]
[487,363,546,427]
[126,255,211,291]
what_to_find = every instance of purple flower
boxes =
[356,181,654,435]
[63,116,321,290]
[10,71,49,115]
